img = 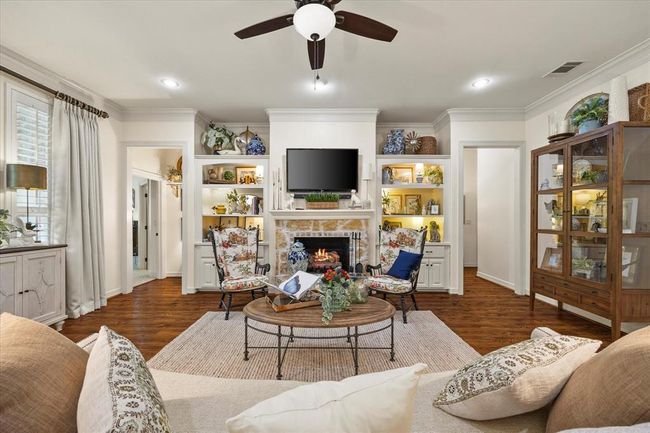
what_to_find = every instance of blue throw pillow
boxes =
[387,250,423,280]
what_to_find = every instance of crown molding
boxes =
[0,45,124,119]
[432,111,451,132]
[121,108,198,122]
[525,39,650,118]
[446,108,526,122]
[376,122,434,130]
[265,108,379,123]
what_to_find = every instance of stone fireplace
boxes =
[274,219,369,274]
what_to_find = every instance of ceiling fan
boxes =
[234,0,398,71]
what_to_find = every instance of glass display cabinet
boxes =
[531,121,650,339]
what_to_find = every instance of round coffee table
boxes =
[243,297,396,380]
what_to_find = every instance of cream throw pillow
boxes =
[77,326,171,433]
[434,336,601,420]
[226,363,427,433]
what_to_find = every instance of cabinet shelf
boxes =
[382,214,443,218]
[381,184,444,189]
[570,182,608,190]
[202,184,263,189]
[538,187,563,194]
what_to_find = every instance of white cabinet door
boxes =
[0,256,22,316]
[416,259,429,289]
[197,257,218,289]
[21,250,62,324]
[427,259,445,289]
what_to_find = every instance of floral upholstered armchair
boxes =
[365,226,427,323]
[210,227,270,320]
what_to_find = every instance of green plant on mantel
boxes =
[0,209,18,248]
[304,193,340,202]
[570,96,608,126]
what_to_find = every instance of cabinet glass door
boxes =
[535,147,566,275]
[622,126,650,290]
[569,134,610,284]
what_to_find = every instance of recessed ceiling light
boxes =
[472,78,491,89]
[160,78,180,89]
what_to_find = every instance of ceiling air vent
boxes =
[544,61,584,77]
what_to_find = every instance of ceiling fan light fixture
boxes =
[293,3,335,41]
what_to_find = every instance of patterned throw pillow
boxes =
[433,336,601,420]
[77,326,171,433]
[379,228,424,271]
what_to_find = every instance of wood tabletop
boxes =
[243,296,396,328]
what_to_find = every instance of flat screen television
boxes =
[286,148,358,192]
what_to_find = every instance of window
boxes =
[8,88,52,242]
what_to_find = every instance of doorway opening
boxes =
[132,176,159,286]
[457,141,526,296]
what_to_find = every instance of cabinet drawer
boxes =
[534,273,563,287]
[533,282,555,298]
[580,294,610,315]
[555,287,579,303]
[423,246,445,258]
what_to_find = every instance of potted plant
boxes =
[571,96,608,134]
[166,166,182,183]
[305,192,340,210]
[319,268,351,324]
[381,191,392,215]
[424,166,443,186]
[226,190,249,214]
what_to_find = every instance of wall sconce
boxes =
[166,157,182,198]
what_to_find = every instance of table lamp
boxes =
[6,163,47,230]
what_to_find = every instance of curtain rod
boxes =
[0,65,110,119]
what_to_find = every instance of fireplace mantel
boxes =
[269,209,375,220]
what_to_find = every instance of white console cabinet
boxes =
[0,245,67,330]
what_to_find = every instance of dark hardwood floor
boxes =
[60,268,613,360]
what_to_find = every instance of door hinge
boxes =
[144,225,148,230]
[145,257,148,263]
[145,193,148,198]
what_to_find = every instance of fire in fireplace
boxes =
[295,236,350,272]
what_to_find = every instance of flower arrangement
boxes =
[0,209,18,248]
[424,166,443,185]
[570,96,608,128]
[304,192,340,202]
[319,268,351,324]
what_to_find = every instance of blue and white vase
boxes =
[246,135,266,155]
[383,129,405,154]
[287,241,309,274]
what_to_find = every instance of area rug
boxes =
[148,311,479,382]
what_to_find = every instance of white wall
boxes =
[463,148,477,267]
[160,149,182,276]
[476,148,517,289]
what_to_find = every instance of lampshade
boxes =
[293,3,335,41]
[6,164,47,190]
[362,162,373,181]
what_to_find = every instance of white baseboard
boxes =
[166,272,181,277]
[535,294,646,334]
[106,288,123,299]
[476,271,515,291]
[464,262,478,267]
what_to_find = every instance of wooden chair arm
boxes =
[256,263,271,275]
[365,263,383,276]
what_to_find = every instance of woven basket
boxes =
[628,83,650,121]
[417,136,437,155]
[306,201,339,210]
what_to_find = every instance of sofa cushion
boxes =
[558,424,650,433]
[222,275,268,292]
[0,312,88,433]
[546,326,650,433]
[77,326,171,433]
[225,363,427,433]
[434,335,601,420]
[365,274,413,293]
[152,368,548,433]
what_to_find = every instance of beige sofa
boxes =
[76,330,551,433]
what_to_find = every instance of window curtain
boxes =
[51,100,106,318]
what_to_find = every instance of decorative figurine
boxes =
[286,193,295,210]
[349,189,362,208]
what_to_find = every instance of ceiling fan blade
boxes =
[234,14,294,39]
[308,39,326,70]
[326,0,343,4]
[335,11,397,42]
